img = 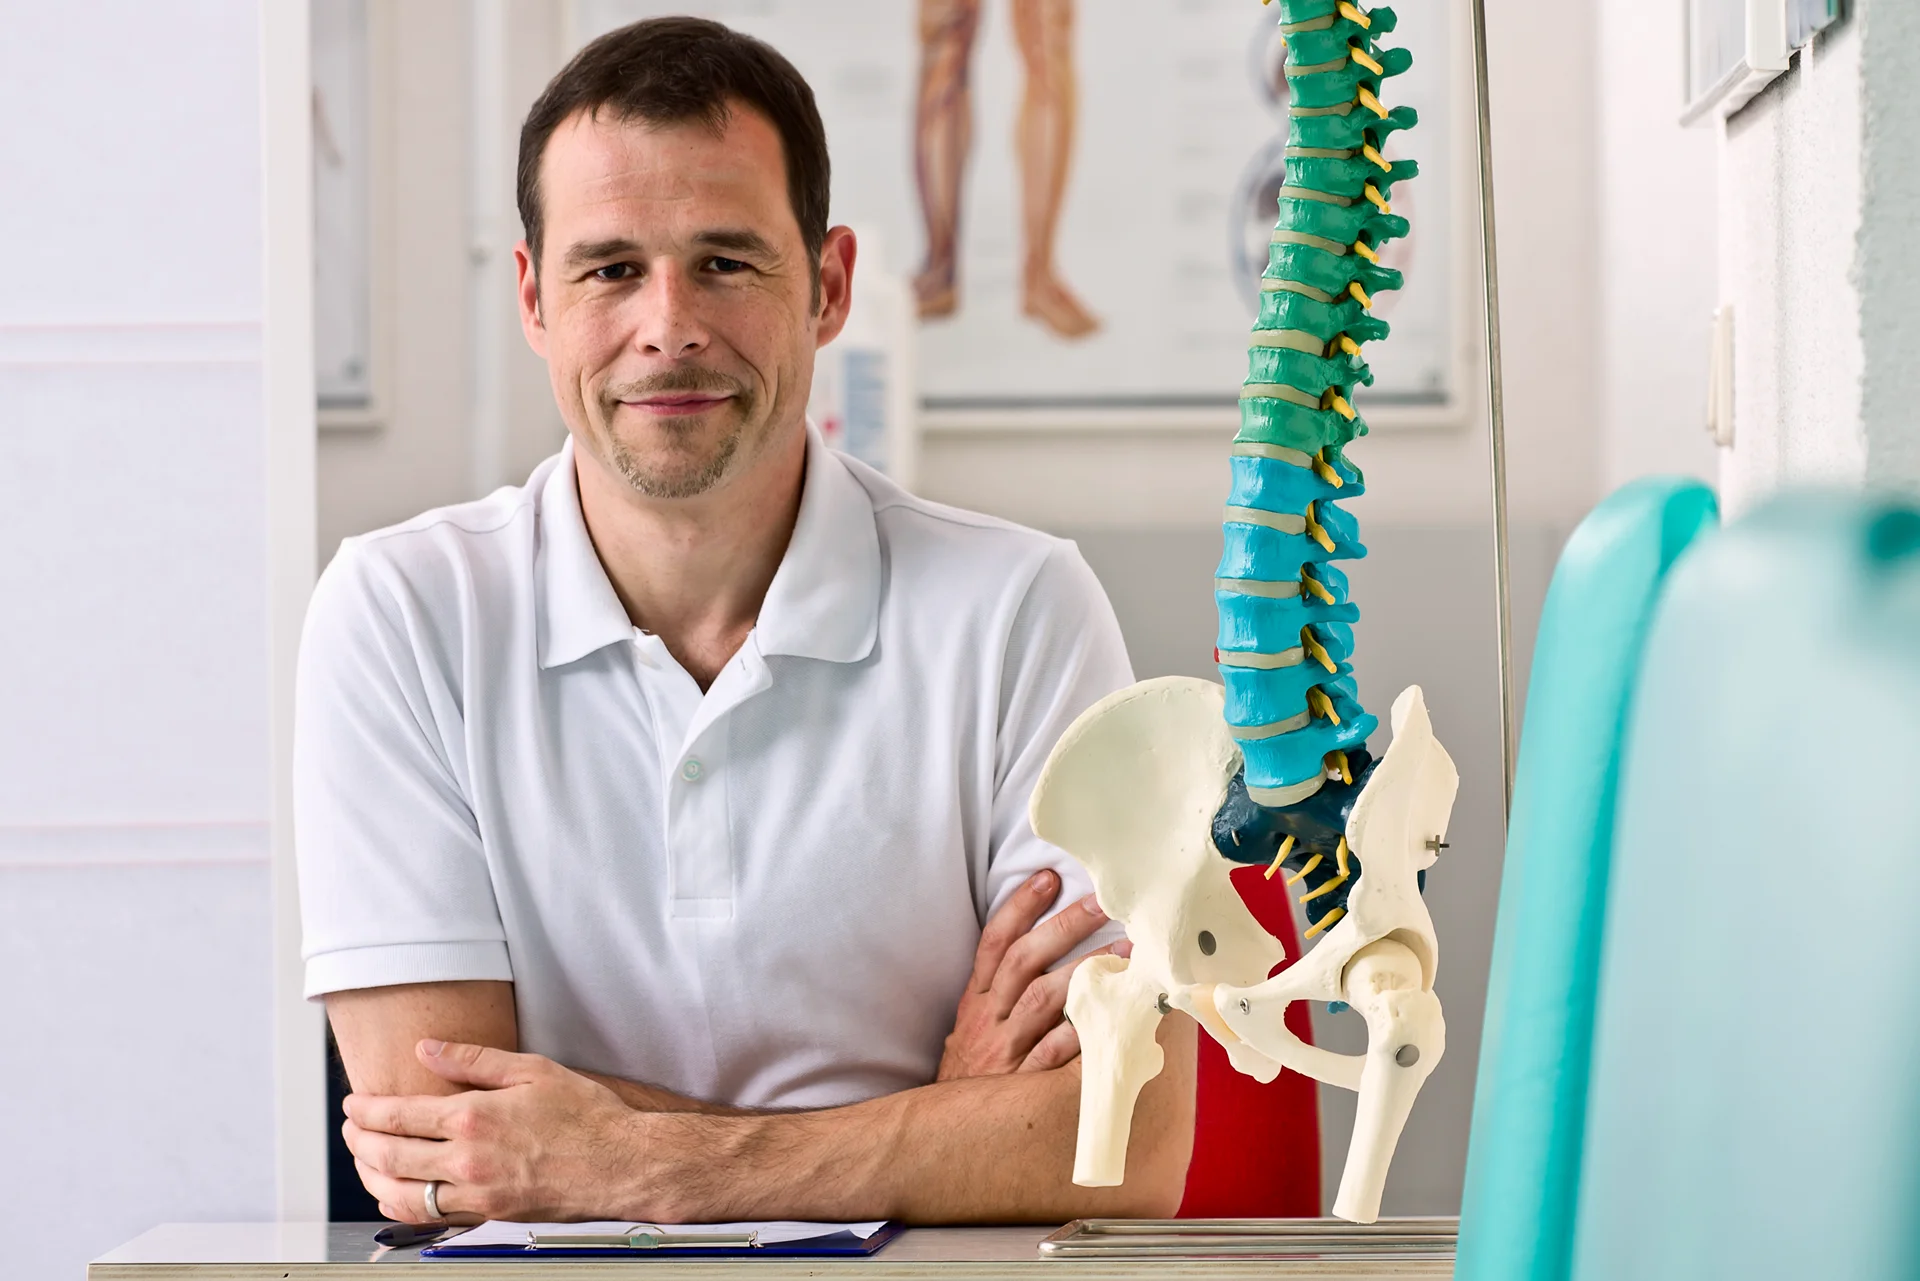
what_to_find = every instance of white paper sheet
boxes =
[438,1219,888,1250]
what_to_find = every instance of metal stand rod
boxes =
[1468,0,1516,817]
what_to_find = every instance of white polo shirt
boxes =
[295,427,1130,1108]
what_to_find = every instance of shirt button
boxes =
[680,758,704,782]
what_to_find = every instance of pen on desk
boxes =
[374,1223,454,1249]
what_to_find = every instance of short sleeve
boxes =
[986,539,1134,960]
[294,543,512,998]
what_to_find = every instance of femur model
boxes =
[1028,0,1458,1224]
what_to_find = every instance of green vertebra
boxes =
[1291,104,1418,152]
[1245,347,1372,397]
[1287,47,1412,107]
[1237,398,1367,457]
[1283,155,1418,203]
[1272,199,1409,251]
[1264,242,1403,299]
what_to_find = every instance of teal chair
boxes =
[1460,485,1920,1281]
[1569,494,1920,1280]
[1455,477,1719,1281]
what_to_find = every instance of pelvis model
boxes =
[1029,0,1457,1224]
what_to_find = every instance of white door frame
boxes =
[261,0,327,1222]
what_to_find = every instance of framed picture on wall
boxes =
[567,0,1471,431]
[312,0,393,429]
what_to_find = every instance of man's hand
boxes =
[937,869,1129,1080]
[344,1039,646,1224]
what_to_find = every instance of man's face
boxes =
[515,105,849,501]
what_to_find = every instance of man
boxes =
[297,17,1194,1226]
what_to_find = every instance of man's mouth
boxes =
[620,392,733,417]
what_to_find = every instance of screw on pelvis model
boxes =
[1028,1,1457,1224]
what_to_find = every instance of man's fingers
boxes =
[1000,934,1121,1050]
[344,1091,458,1140]
[418,1038,542,1090]
[1001,962,1073,1050]
[1019,1019,1082,1073]
[344,1118,454,1184]
[359,1160,481,1228]
[357,1159,431,1224]
[988,891,1110,1005]
[967,870,1061,994]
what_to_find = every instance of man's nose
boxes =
[632,264,710,357]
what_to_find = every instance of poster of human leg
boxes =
[570,0,1456,420]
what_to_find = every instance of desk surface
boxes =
[91,1223,1451,1281]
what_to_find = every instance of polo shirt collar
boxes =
[538,438,636,670]
[754,423,881,664]
[536,426,880,670]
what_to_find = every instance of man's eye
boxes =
[708,257,749,274]
[592,263,637,282]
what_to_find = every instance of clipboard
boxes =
[422,1219,906,1259]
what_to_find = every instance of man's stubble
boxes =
[595,369,763,501]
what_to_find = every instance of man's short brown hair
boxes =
[517,17,830,279]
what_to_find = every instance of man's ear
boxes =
[812,225,858,350]
[513,239,547,357]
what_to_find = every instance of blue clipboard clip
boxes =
[529,1226,760,1250]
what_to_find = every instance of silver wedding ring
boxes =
[422,1179,444,1221]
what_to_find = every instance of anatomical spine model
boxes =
[1029,0,1456,1224]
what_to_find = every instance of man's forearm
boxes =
[582,1071,758,1116]
[616,1017,1196,1223]
[329,980,750,1119]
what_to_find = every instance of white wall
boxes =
[0,3,306,1278]
[1595,0,1722,493]
[317,0,566,562]
[1716,17,1867,515]
[318,0,478,556]
[1710,0,1920,513]
[1856,0,1920,495]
